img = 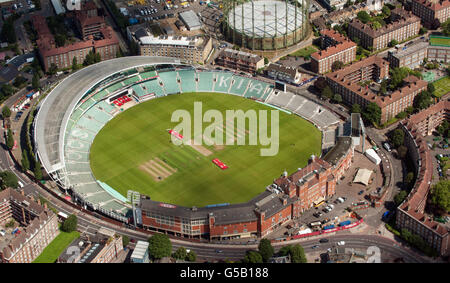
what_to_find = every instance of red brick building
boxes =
[396,105,450,256]
[348,8,421,51]
[411,0,450,28]
[0,189,59,263]
[311,29,357,74]
[326,56,429,124]
[32,5,119,72]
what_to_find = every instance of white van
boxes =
[383,142,392,152]
[18,181,24,188]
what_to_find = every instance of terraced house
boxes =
[348,8,421,51]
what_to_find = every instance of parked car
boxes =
[383,142,392,152]
[319,238,329,243]
[358,190,364,195]
[312,245,319,249]
[337,241,345,246]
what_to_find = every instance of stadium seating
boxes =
[139,70,157,80]
[213,72,233,93]
[106,81,124,94]
[178,70,197,93]
[122,75,141,86]
[141,79,165,97]
[85,106,112,124]
[197,71,215,92]
[285,95,306,112]
[91,90,109,102]
[158,72,181,94]
[228,76,251,96]
[96,101,117,115]
[244,79,272,100]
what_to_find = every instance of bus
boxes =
[314,200,325,208]
[309,221,322,228]
[57,211,68,221]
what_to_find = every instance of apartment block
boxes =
[215,48,264,74]
[387,41,429,69]
[411,0,450,28]
[311,29,357,74]
[139,35,212,64]
[266,63,301,84]
[348,8,421,51]
[326,56,429,124]
[0,189,59,263]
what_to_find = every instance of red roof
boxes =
[414,0,450,10]
[311,40,357,61]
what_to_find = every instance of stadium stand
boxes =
[36,57,342,223]
[197,71,215,92]
[213,72,234,93]
[158,71,181,94]
[178,69,198,93]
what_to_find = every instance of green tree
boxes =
[122,235,130,247]
[172,247,187,260]
[390,129,405,148]
[389,39,399,47]
[243,250,263,263]
[6,129,14,150]
[264,57,269,65]
[0,171,18,189]
[351,103,361,113]
[1,18,16,44]
[362,102,381,125]
[2,106,11,118]
[278,245,292,256]
[397,145,408,159]
[186,250,197,262]
[405,106,414,115]
[382,5,391,18]
[290,244,307,263]
[48,63,58,75]
[21,149,30,171]
[380,80,388,95]
[333,94,343,104]
[331,60,344,71]
[32,73,40,90]
[258,239,274,262]
[148,233,172,260]
[442,18,450,36]
[427,83,435,96]
[62,214,78,232]
[357,11,371,24]
[437,120,449,137]
[413,91,433,110]
[72,56,79,71]
[321,85,334,100]
[430,180,450,212]
[394,190,407,205]
[314,77,328,91]
[405,172,414,187]
[34,159,42,180]
[419,27,428,35]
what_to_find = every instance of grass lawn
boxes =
[432,76,450,98]
[288,45,318,57]
[90,92,322,207]
[429,36,450,47]
[33,229,80,263]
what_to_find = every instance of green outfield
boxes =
[432,76,450,98]
[90,92,322,207]
[429,36,450,47]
